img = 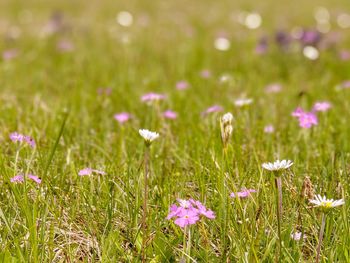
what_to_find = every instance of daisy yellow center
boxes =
[184,215,189,219]
[321,201,333,208]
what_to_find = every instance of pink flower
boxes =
[313,101,332,112]
[141,92,166,103]
[202,105,223,116]
[176,81,189,90]
[78,168,105,176]
[265,83,282,93]
[174,209,199,228]
[163,110,177,119]
[2,49,18,61]
[264,125,274,133]
[339,50,350,61]
[200,69,211,79]
[57,40,74,52]
[10,132,36,148]
[114,112,131,123]
[27,174,42,184]
[10,175,24,183]
[230,189,257,198]
[292,107,305,118]
[167,198,215,228]
[298,112,318,128]
[10,174,41,184]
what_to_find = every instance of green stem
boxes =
[275,176,283,262]
[316,213,326,263]
[141,145,150,263]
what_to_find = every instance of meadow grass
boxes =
[0,0,350,262]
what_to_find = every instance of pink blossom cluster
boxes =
[10,132,36,148]
[230,188,257,198]
[141,92,166,103]
[78,168,106,176]
[10,174,41,184]
[167,199,215,228]
[292,101,331,128]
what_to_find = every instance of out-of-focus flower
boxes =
[255,36,268,54]
[114,112,132,124]
[234,98,253,107]
[291,231,306,241]
[313,101,331,112]
[57,40,74,52]
[139,129,159,145]
[10,132,36,148]
[2,49,18,61]
[264,125,274,133]
[220,112,233,147]
[202,105,223,116]
[200,69,211,79]
[214,37,231,51]
[116,11,133,27]
[141,92,166,103]
[176,80,189,90]
[78,168,106,176]
[163,110,177,119]
[230,189,257,198]
[262,160,293,171]
[303,46,319,60]
[97,87,112,96]
[265,83,282,93]
[292,107,318,128]
[339,50,350,61]
[300,30,322,46]
[275,31,292,50]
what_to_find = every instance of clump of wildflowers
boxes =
[10,132,36,148]
[167,199,215,228]
[10,174,41,184]
[292,107,318,128]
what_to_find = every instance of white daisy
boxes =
[139,129,159,145]
[262,160,293,171]
[309,195,345,209]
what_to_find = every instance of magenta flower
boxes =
[313,101,332,112]
[292,107,305,118]
[176,81,189,90]
[141,92,166,103]
[114,112,131,124]
[167,198,215,228]
[202,105,223,116]
[27,174,42,184]
[78,168,105,176]
[9,132,36,148]
[264,125,274,133]
[163,110,177,119]
[230,189,257,198]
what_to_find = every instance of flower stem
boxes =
[275,176,283,262]
[141,145,150,263]
[316,213,326,263]
[187,227,191,263]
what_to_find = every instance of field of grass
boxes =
[0,0,350,262]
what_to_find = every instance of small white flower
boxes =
[139,129,159,145]
[234,98,253,107]
[214,37,231,51]
[309,194,345,209]
[262,160,293,171]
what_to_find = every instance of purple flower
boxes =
[141,92,166,103]
[230,189,257,198]
[176,81,189,90]
[339,50,350,61]
[174,209,200,228]
[313,101,332,112]
[255,36,268,54]
[78,168,105,176]
[202,105,223,116]
[291,107,305,118]
[300,29,322,46]
[27,174,42,184]
[163,110,177,119]
[114,112,131,123]
[275,31,291,49]
[10,132,36,148]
